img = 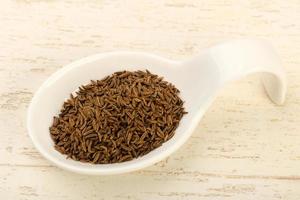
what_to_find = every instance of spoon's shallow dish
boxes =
[27,39,286,175]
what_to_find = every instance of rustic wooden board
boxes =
[0,0,300,199]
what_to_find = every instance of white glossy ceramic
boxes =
[27,39,286,175]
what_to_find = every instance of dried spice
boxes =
[50,70,187,164]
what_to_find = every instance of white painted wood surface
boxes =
[1,0,300,199]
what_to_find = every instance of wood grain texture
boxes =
[0,0,300,199]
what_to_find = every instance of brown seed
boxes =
[119,154,132,162]
[92,152,100,163]
[49,70,187,164]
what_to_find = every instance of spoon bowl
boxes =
[27,39,286,175]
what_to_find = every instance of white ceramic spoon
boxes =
[27,39,286,175]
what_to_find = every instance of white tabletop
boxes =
[1,1,300,199]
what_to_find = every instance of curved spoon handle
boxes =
[209,39,286,105]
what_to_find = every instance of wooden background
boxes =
[1,0,300,199]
